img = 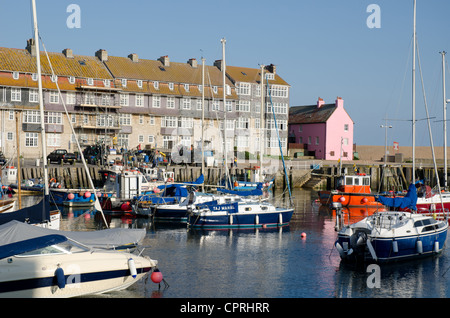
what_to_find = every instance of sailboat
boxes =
[335,0,448,263]
[187,39,294,229]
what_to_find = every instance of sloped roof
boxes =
[225,65,289,86]
[289,104,337,124]
[0,47,113,79]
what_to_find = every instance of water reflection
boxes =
[17,189,450,298]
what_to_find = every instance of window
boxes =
[236,117,249,129]
[315,136,319,145]
[120,94,129,106]
[225,101,233,112]
[49,91,59,104]
[138,135,144,143]
[162,116,177,128]
[44,112,62,124]
[184,84,190,92]
[255,85,261,97]
[167,97,175,109]
[180,136,191,147]
[13,72,19,80]
[51,75,58,83]
[11,88,21,102]
[71,114,76,123]
[69,76,75,84]
[7,132,13,141]
[97,114,114,127]
[29,89,39,103]
[237,82,251,95]
[169,82,174,90]
[25,132,38,147]
[117,133,129,148]
[237,101,250,112]
[267,85,288,98]
[84,93,96,105]
[255,118,260,129]
[178,117,193,128]
[236,135,249,148]
[66,92,76,104]
[212,101,220,111]
[182,98,191,110]
[47,133,61,147]
[266,102,288,115]
[196,99,202,111]
[137,80,143,88]
[163,135,174,149]
[32,73,38,81]
[344,124,349,132]
[87,78,94,86]
[148,135,154,143]
[136,94,144,107]
[226,85,231,95]
[8,111,13,120]
[149,115,155,125]
[213,86,218,94]
[23,111,40,123]
[104,79,110,87]
[153,81,159,90]
[121,79,127,87]
[265,73,274,80]
[139,115,144,124]
[101,94,111,106]
[119,114,131,126]
[152,96,161,108]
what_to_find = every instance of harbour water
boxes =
[27,188,450,299]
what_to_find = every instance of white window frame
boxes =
[167,97,175,109]
[11,88,21,102]
[66,92,76,105]
[25,132,39,147]
[29,89,39,103]
[49,91,59,104]
[120,94,129,106]
[152,96,161,108]
[136,94,144,107]
[237,82,251,95]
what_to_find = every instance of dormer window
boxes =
[51,75,58,83]
[137,80,143,88]
[87,78,94,86]
[32,73,38,81]
[184,84,189,92]
[12,72,19,80]
[121,79,127,87]
[265,73,275,80]
[104,79,110,87]
[213,86,218,94]
[153,81,159,90]
[69,76,75,84]
[169,83,174,90]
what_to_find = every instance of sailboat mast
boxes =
[259,64,264,181]
[31,0,49,196]
[221,38,229,187]
[442,51,448,189]
[201,57,205,192]
[412,0,416,183]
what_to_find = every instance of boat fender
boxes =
[151,268,163,284]
[278,213,283,226]
[366,239,378,261]
[335,241,346,258]
[434,241,440,253]
[392,240,398,253]
[255,215,259,225]
[128,258,137,278]
[416,240,423,254]
[54,267,65,289]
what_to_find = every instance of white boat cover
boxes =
[0,220,146,249]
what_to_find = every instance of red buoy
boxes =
[339,196,346,202]
[121,202,131,211]
[84,191,91,198]
[151,269,163,284]
[67,193,75,200]
[361,197,368,203]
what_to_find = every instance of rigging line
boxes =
[416,38,445,214]
[38,34,110,228]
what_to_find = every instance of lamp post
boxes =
[380,122,392,166]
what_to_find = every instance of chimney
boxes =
[158,55,170,67]
[214,59,223,71]
[128,53,139,63]
[188,58,198,68]
[317,97,325,108]
[335,96,344,108]
[95,49,108,62]
[26,38,36,57]
[265,64,276,75]
[62,48,74,59]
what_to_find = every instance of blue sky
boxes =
[1,0,450,149]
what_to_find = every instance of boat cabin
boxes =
[336,174,371,193]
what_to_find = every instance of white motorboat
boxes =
[0,221,158,297]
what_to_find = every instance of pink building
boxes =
[288,97,354,161]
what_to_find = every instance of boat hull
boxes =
[318,191,383,208]
[0,251,155,297]
[153,206,188,222]
[188,207,294,229]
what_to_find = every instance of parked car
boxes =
[47,149,77,164]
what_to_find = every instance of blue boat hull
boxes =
[188,209,294,229]
[153,207,188,222]
[337,228,448,263]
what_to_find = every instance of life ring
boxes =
[49,178,56,183]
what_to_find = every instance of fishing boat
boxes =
[318,173,384,209]
[50,188,96,208]
[0,220,158,297]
